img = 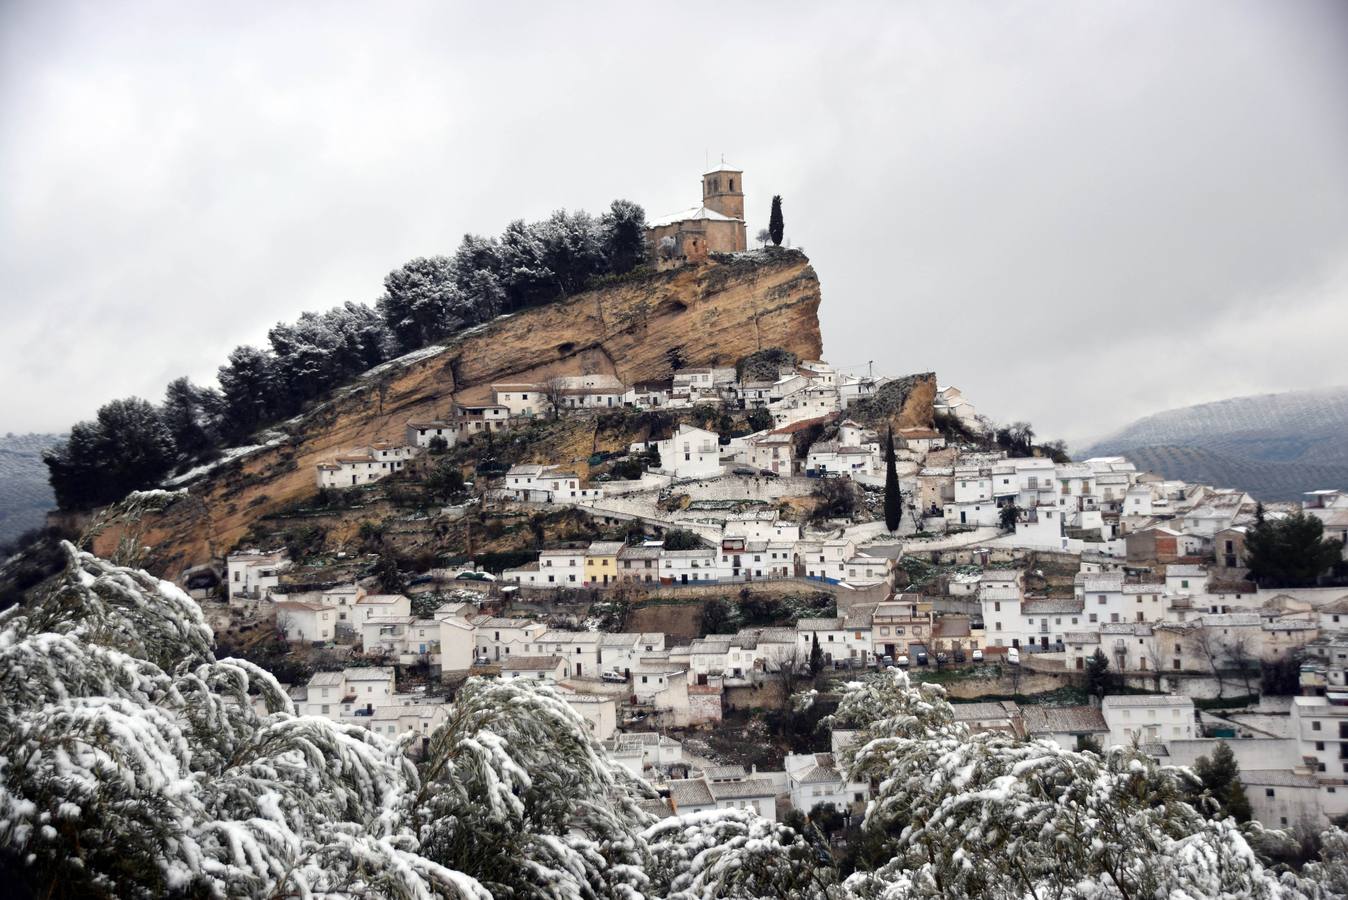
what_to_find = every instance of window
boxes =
[1265,788,1275,798]
[1313,721,1322,731]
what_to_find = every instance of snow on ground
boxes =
[362,342,451,379]
[163,437,285,488]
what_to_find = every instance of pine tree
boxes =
[768,195,784,247]
[1194,742,1252,823]
[883,427,902,533]
[1245,510,1343,587]
[1086,647,1111,697]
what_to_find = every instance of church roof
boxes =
[704,161,741,175]
[647,205,740,228]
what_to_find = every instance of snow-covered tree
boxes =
[830,668,1293,899]
[600,199,648,274]
[162,376,219,461]
[43,397,178,510]
[644,808,837,899]
[413,676,654,899]
[1296,825,1348,898]
[378,255,464,353]
[0,543,486,899]
[216,344,278,441]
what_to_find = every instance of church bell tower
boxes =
[702,161,744,221]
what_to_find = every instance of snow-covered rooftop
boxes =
[646,205,739,228]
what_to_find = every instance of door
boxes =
[575,663,582,677]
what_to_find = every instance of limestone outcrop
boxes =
[91,250,824,575]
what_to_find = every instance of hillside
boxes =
[87,250,825,576]
[0,433,60,547]
[1085,386,1348,500]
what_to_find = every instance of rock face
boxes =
[92,250,824,575]
[847,373,939,436]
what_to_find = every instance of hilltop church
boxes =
[645,162,749,266]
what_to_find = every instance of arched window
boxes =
[729,178,735,191]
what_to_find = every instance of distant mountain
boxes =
[0,433,60,547]
[1084,387,1348,500]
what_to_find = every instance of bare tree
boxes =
[1224,634,1258,698]
[777,644,807,698]
[1144,643,1167,692]
[543,376,569,419]
[1190,626,1226,699]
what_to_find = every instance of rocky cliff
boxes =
[92,250,824,575]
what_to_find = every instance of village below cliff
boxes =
[5,163,1348,897]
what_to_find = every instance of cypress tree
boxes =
[884,427,902,533]
[768,195,784,246]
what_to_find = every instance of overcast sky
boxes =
[2,1,1346,447]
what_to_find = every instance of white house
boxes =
[746,432,795,475]
[317,444,420,488]
[406,421,457,449]
[492,382,548,418]
[553,374,625,409]
[1290,693,1348,822]
[538,630,603,679]
[933,385,977,426]
[500,655,567,682]
[355,593,412,622]
[784,752,868,813]
[1021,705,1110,750]
[343,666,396,715]
[655,424,723,479]
[226,549,289,601]
[667,770,777,820]
[295,666,396,719]
[1099,695,1196,747]
[659,547,723,584]
[437,609,477,670]
[275,600,335,643]
[474,617,549,664]
[555,687,619,741]
[805,442,877,477]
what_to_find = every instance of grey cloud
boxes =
[1,0,1345,446]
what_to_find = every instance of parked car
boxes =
[915,650,929,666]
[601,670,627,683]
[971,649,984,663]
[895,654,911,667]
[953,650,966,664]
[880,654,894,668]
[456,571,496,581]
[1006,647,1021,666]
[936,652,948,665]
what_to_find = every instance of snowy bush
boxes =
[830,668,1304,899]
